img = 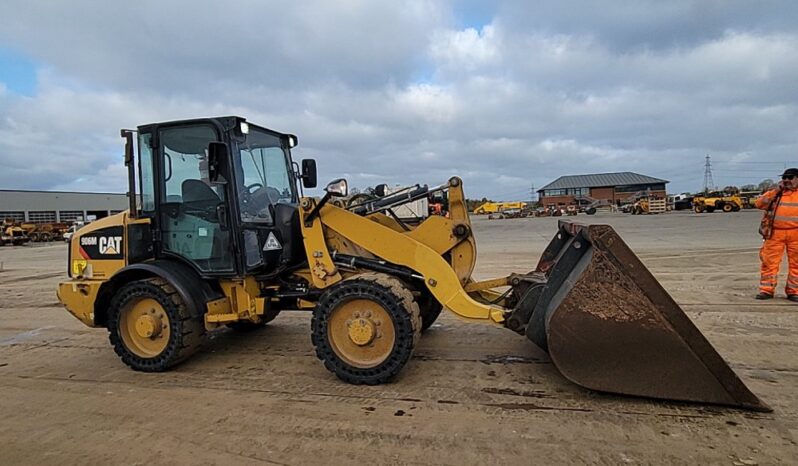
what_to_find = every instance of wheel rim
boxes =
[119,297,171,358]
[328,298,396,369]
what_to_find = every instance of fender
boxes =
[94,260,223,326]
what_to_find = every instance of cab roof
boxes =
[136,116,290,137]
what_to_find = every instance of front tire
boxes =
[417,290,443,332]
[108,278,205,372]
[311,273,421,385]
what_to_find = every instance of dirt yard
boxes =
[1,210,796,465]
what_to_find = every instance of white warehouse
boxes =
[0,190,128,224]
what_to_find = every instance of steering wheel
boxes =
[240,183,274,220]
[245,183,263,193]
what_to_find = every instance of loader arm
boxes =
[299,192,505,323]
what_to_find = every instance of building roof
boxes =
[538,172,669,192]
[0,189,126,196]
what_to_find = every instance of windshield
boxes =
[237,127,295,223]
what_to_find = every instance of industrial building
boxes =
[537,172,668,207]
[0,190,128,224]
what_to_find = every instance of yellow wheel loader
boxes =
[693,193,743,213]
[2,220,30,246]
[57,117,769,411]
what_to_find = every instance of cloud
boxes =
[430,25,500,70]
[0,0,796,198]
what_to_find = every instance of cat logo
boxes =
[99,236,123,255]
[263,232,282,251]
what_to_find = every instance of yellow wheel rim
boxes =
[119,297,170,358]
[328,299,395,369]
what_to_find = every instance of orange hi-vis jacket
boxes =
[756,188,798,229]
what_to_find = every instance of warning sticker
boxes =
[263,232,282,251]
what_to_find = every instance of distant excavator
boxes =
[57,116,769,411]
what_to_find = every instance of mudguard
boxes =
[95,260,223,325]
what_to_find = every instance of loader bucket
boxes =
[520,221,770,411]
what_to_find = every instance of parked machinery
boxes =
[1,220,30,246]
[473,201,527,215]
[20,222,70,242]
[630,197,667,215]
[693,192,743,213]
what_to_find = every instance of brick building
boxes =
[537,172,668,207]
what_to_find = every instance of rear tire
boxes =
[311,273,421,385]
[722,203,733,213]
[108,278,205,372]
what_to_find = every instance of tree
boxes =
[758,179,777,192]
[740,184,757,191]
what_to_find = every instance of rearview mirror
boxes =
[301,159,317,188]
[325,178,348,197]
[207,142,228,184]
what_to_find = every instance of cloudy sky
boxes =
[1,0,797,199]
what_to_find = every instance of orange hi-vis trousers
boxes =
[760,228,798,296]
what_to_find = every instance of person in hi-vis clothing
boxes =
[756,168,798,301]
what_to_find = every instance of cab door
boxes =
[156,124,235,275]
[233,127,300,274]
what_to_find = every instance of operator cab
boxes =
[124,116,317,278]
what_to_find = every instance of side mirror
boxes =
[304,177,348,226]
[301,159,317,188]
[207,142,228,184]
[325,178,348,197]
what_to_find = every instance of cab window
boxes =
[237,128,295,223]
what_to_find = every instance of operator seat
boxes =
[182,179,221,215]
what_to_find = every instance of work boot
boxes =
[788,295,798,303]
[755,292,774,300]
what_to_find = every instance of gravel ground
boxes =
[0,209,795,465]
